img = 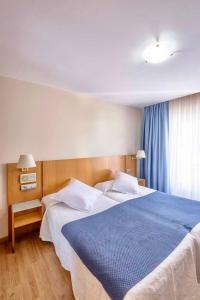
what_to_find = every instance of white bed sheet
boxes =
[40,188,200,300]
[104,185,155,203]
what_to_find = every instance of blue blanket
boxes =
[61,192,200,300]
[130,191,200,230]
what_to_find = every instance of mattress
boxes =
[40,188,200,300]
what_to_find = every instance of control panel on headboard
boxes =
[7,161,43,206]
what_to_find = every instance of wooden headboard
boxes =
[7,155,136,237]
[7,155,137,203]
[43,155,136,195]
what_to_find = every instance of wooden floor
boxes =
[0,234,75,300]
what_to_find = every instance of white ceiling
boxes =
[0,0,200,107]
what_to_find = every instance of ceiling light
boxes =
[144,42,174,63]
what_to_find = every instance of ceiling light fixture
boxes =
[144,42,174,64]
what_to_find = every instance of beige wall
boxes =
[0,76,142,237]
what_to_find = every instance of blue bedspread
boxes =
[61,192,200,300]
[129,191,200,230]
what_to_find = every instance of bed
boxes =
[40,185,200,300]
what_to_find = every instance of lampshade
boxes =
[17,154,36,170]
[136,150,146,159]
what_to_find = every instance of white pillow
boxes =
[94,180,114,193]
[51,179,102,212]
[112,171,139,194]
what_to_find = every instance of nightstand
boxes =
[137,178,146,187]
[11,199,43,252]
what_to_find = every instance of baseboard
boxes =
[0,236,8,244]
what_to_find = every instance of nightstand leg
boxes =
[12,236,15,253]
[11,229,15,252]
[11,212,15,253]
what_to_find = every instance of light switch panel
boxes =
[20,183,37,191]
[20,173,36,184]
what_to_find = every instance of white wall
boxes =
[0,76,142,237]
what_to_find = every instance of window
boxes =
[169,94,200,200]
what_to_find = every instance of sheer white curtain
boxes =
[169,93,200,200]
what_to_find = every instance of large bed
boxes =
[40,185,200,300]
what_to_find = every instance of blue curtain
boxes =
[140,101,169,192]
